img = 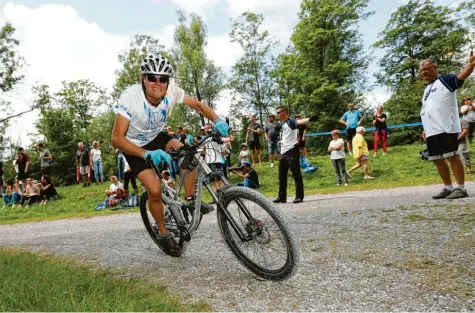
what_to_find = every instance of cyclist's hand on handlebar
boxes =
[143,149,172,167]
[214,119,229,136]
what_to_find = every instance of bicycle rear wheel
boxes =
[140,192,186,253]
[217,187,300,280]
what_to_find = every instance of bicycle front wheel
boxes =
[140,192,184,253]
[218,187,300,280]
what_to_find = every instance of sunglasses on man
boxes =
[146,74,169,84]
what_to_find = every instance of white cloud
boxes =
[364,87,392,109]
[0,2,130,147]
[205,35,243,69]
[170,0,221,18]
[226,0,301,17]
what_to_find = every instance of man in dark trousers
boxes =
[273,106,316,204]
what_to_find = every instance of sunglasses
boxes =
[464,98,471,101]
[276,111,284,114]
[146,74,169,84]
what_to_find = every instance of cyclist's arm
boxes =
[112,114,147,158]
[182,96,220,122]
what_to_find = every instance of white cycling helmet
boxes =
[140,54,173,76]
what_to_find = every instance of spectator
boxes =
[264,114,281,168]
[246,114,262,167]
[0,160,3,195]
[328,130,349,186]
[3,185,21,208]
[199,126,206,137]
[90,141,104,184]
[115,148,125,182]
[237,143,251,166]
[177,126,187,145]
[339,103,364,155]
[14,147,30,189]
[372,105,388,157]
[295,115,308,159]
[36,143,52,176]
[106,176,125,199]
[184,128,194,146]
[123,157,139,198]
[202,122,228,192]
[420,54,474,199]
[76,142,92,187]
[347,127,374,179]
[233,161,259,189]
[273,105,317,204]
[460,96,475,143]
[19,178,41,208]
[39,175,57,205]
[458,117,472,175]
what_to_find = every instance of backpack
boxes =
[128,194,138,207]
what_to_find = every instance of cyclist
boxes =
[112,54,229,257]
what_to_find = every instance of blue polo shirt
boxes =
[342,110,361,129]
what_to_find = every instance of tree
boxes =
[172,11,226,127]
[229,12,278,127]
[55,79,110,134]
[0,23,24,92]
[273,0,372,132]
[374,0,467,88]
[112,35,168,100]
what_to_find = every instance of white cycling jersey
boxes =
[115,84,185,147]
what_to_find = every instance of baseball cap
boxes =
[356,126,365,133]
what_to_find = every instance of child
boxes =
[40,175,57,205]
[347,127,374,179]
[237,143,251,166]
[3,185,21,208]
[328,130,349,186]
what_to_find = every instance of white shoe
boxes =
[344,183,348,186]
[270,163,274,168]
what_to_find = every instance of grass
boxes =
[1,143,474,224]
[0,248,209,312]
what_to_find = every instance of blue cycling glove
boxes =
[214,119,229,136]
[143,149,172,167]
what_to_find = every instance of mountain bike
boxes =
[139,132,300,280]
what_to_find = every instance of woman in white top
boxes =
[90,141,104,183]
[328,129,349,186]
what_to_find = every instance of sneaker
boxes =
[364,176,374,179]
[272,198,286,203]
[292,198,303,204]
[337,183,341,186]
[200,202,215,215]
[446,188,469,200]
[432,188,454,199]
[344,183,348,186]
[270,162,274,168]
[157,233,182,257]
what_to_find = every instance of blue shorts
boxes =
[268,140,281,154]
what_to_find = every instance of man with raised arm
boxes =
[112,54,229,257]
[420,51,475,199]
[273,105,317,204]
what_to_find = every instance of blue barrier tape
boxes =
[306,122,423,137]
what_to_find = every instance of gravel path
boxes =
[1,183,474,311]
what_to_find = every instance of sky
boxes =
[0,0,463,147]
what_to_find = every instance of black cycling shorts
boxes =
[124,132,175,177]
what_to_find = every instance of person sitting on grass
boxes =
[19,178,42,208]
[347,127,374,180]
[106,176,125,199]
[232,162,259,190]
[3,185,21,208]
[39,175,57,205]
